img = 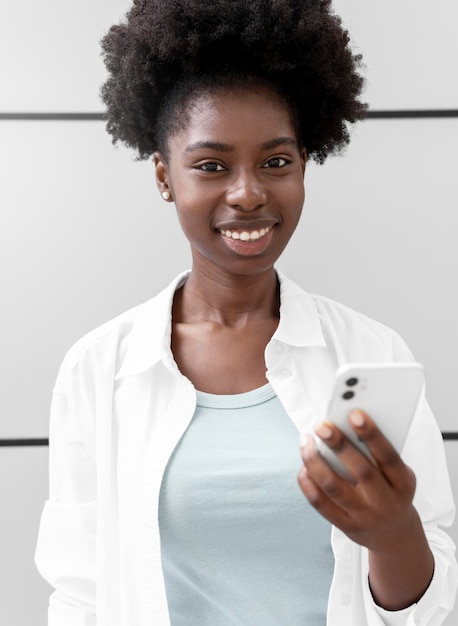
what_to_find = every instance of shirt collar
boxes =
[115,269,326,380]
[274,270,327,348]
[115,271,190,380]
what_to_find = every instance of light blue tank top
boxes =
[158,383,334,625]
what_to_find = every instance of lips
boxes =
[219,226,273,242]
[216,223,277,256]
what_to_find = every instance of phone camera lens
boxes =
[342,391,355,400]
[346,377,358,387]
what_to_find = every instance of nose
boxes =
[225,169,268,212]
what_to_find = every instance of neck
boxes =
[174,264,280,327]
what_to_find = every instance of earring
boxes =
[162,191,171,201]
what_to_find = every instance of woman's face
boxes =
[154,86,307,278]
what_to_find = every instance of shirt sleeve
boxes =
[35,353,97,626]
[363,332,458,624]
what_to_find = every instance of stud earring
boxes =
[162,191,171,201]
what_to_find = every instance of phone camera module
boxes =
[342,391,355,400]
[346,377,358,387]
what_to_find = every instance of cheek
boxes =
[284,179,305,221]
[172,181,221,233]
[174,202,212,242]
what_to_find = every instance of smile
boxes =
[219,226,273,242]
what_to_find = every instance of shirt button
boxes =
[341,594,351,606]
[274,343,284,354]
[281,368,292,378]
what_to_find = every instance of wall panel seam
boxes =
[1,434,458,446]
[1,110,458,121]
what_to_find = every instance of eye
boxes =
[262,157,289,168]
[198,162,225,172]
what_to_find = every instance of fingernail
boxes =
[298,465,308,481]
[315,422,333,440]
[349,409,365,427]
[299,432,310,448]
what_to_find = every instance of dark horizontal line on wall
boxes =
[442,432,458,441]
[0,112,104,121]
[1,433,458,447]
[366,110,458,119]
[0,439,49,447]
[0,110,458,122]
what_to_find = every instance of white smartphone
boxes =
[314,362,425,482]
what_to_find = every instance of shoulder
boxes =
[53,301,145,393]
[53,271,189,393]
[312,292,414,362]
[277,272,413,362]
[312,291,394,336]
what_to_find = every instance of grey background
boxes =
[0,0,457,623]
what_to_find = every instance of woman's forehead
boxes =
[172,87,299,146]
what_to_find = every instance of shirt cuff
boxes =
[372,600,416,626]
[367,553,453,626]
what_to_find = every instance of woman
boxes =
[35,1,457,624]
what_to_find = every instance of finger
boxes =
[348,410,416,495]
[300,434,364,514]
[297,464,356,531]
[314,419,382,490]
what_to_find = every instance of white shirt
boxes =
[35,271,458,626]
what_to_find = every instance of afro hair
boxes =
[100,0,367,163]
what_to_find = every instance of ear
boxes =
[300,147,307,175]
[153,151,173,202]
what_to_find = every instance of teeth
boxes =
[221,227,272,241]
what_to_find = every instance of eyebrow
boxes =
[185,140,234,154]
[260,137,298,151]
[184,136,298,154]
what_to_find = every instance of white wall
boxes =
[1,1,457,624]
